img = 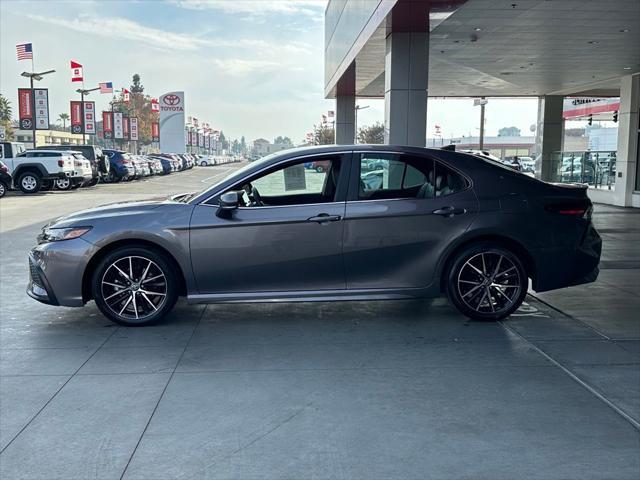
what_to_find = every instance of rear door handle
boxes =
[307,213,342,223]
[433,206,466,217]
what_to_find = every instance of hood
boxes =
[46,196,188,228]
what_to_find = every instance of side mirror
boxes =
[217,191,239,216]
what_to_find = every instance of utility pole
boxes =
[20,70,55,148]
[474,97,488,150]
[76,86,99,144]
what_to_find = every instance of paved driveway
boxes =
[1,167,638,479]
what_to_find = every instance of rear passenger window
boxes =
[358,154,467,200]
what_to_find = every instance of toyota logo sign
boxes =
[163,94,180,106]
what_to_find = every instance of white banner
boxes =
[34,89,50,130]
[198,131,204,147]
[159,91,185,153]
[113,112,124,139]
[83,101,95,135]
[130,117,139,141]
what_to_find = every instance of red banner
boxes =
[102,111,113,139]
[18,88,33,130]
[151,122,159,142]
[123,115,130,140]
[70,101,83,134]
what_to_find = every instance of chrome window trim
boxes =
[199,151,348,206]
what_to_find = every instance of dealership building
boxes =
[325,0,640,207]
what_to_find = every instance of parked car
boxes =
[27,145,601,327]
[0,160,11,198]
[103,149,135,182]
[54,152,93,190]
[6,150,83,194]
[151,155,175,174]
[311,160,330,173]
[36,145,108,185]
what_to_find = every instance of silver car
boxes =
[28,145,601,326]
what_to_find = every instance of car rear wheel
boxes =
[200,161,208,167]
[0,180,6,198]
[54,178,72,190]
[18,172,42,194]
[92,247,179,327]
[315,166,325,173]
[446,243,527,321]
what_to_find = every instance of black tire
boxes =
[446,243,527,321]
[91,246,179,327]
[0,180,6,198]
[315,166,325,173]
[88,177,99,187]
[17,171,42,194]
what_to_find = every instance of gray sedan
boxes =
[28,145,601,326]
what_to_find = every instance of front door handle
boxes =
[307,213,342,223]
[433,206,466,217]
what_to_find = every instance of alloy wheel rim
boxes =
[101,256,167,321]
[22,176,37,190]
[457,252,521,314]
[56,179,70,189]
[0,183,5,195]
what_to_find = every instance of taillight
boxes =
[557,209,586,216]
[58,160,64,167]
[74,160,83,167]
[0,165,7,173]
[546,202,592,220]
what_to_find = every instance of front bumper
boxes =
[27,237,98,307]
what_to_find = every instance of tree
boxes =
[0,94,14,141]
[498,126,521,137]
[240,136,247,155]
[58,113,70,130]
[312,123,334,145]
[273,136,292,146]
[130,74,144,94]
[357,122,384,144]
[232,139,240,154]
[219,131,229,150]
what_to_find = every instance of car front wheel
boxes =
[446,243,527,321]
[0,180,6,198]
[92,247,179,326]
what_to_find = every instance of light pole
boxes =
[21,70,55,148]
[354,104,369,143]
[474,97,488,150]
[76,87,100,144]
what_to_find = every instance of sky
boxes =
[1,0,541,143]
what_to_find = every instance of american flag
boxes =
[99,82,113,94]
[16,43,33,61]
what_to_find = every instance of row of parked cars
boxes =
[0,141,239,196]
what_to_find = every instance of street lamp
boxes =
[354,104,369,143]
[76,87,100,144]
[21,70,55,148]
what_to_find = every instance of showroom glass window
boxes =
[358,153,467,200]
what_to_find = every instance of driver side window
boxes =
[237,156,341,207]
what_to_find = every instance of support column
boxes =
[535,96,564,181]
[383,1,429,147]
[613,73,640,206]
[335,62,355,145]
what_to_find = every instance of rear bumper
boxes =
[532,224,602,292]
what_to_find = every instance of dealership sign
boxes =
[34,89,50,130]
[18,89,33,129]
[70,101,83,134]
[563,97,620,119]
[102,112,113,139]
[83,101,95,135]
[159,91,185,153]
[123,116,130,140]
[113,112,124,139]
[152,122,160,142]
[130,117,139,141]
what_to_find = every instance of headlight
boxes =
[39,227,92,243]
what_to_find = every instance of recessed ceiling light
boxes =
[474,27,482,31]
[619,28,629,33]
[623,66,631,70]
[587,41,599,45]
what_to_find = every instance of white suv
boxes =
[6,150,86,194]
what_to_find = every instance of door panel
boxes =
[190,203,346,294]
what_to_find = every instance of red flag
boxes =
[70,60,83,82]
[151,98,159,112]
[122,88,130,103]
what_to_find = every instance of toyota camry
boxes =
[28,145,601,326]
